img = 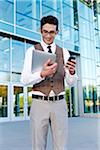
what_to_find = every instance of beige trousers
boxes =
[30,98,68,150]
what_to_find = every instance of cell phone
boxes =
[68,56,76,62]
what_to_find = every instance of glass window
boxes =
[96,48,100,63]
[80,37,95,59]
[90,24,94,40]
[12,39,25,82]
[63,26,79,51]
[91,42,96,60]
[0,85,8,117]
[80,38,86,57]
[82,79,97,113]
[96,85,100,113]
[74,29,79,46]
[79,18,86,37]
[13,86,24,117]
[80,18,92,39]
[95,29,100,48]
[88,7,93,21]
[81,57,89,78]
[98,14,100,31]
[42,0,62,40]
[16,0,40,32]
[63,25,71,41]
[27,87,32,116]
[81,58,96,79]
[0,0,14,24]
[79,1,86,18]
[63,3,73,28]
[0,36,10,82]
[62,0,73,7]
[63,26,75,43]
[79,1,92,21]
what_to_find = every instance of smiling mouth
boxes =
[46,38,52,41]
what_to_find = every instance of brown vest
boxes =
[33,43,65,95]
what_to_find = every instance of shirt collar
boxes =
[41,40,56,54]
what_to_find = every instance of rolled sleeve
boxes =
[63,48,78,86]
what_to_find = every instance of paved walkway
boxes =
[0,117,99,150]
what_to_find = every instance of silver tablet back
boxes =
[31,49,56,73]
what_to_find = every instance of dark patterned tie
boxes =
[47,46,52,53]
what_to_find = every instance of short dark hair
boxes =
[40,15,58,31]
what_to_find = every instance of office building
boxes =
[0,0,100,122]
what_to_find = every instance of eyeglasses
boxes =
[42,30,57,36]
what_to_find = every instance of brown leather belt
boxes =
[32,94,64,101]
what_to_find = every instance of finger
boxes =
[67,60,76,65]
[48,62,58,69]
[67,59,76,65]
[66,64,75,69]
[66,62,76,67]
[44,59,52,66]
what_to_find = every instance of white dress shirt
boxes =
[20,40,77,96]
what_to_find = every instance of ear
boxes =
[56,30,59,35]
[40,28,42,33]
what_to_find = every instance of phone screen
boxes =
[68,56,76,62]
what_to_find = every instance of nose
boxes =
[46,33,51,37]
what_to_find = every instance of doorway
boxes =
[65,86,79,117]
[0,84,10,122]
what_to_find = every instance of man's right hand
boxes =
[40,59,58,78]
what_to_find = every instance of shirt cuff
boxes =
[65,69,78,86]
[34,71,45,84]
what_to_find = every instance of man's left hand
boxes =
[65,59,76,75]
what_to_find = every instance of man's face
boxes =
[41,23,58,45]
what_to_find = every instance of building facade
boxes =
[0,0,100,122]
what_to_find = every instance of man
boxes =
[21,15,76,150]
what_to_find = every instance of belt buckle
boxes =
[42,96,45,101]
[53,96,55,102]
[48,96,55,102]
[47,96,50,101]
[57,96,59,101]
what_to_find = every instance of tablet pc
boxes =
[31,49,56,73]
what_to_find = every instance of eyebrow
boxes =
[43,29,56,32]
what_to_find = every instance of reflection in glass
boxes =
[96,63,100,113]
[96,87,100,113]
[0,0,14,23]
[13,86,24,117]
[79,1,92,18]
[62,2,79,50]
[63,3,73,27]
[82,79,100,113]
[65,86,79,117]
[12,39,25,82]
[0,36,10,81]
[0,85,8,117]
[65,88,70,117]
[79,18,93,40]
[16,0,40,32]
[62,3,73,42]
[81,58,96,79]
[63,0,72,7]
[27,87,32,116]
